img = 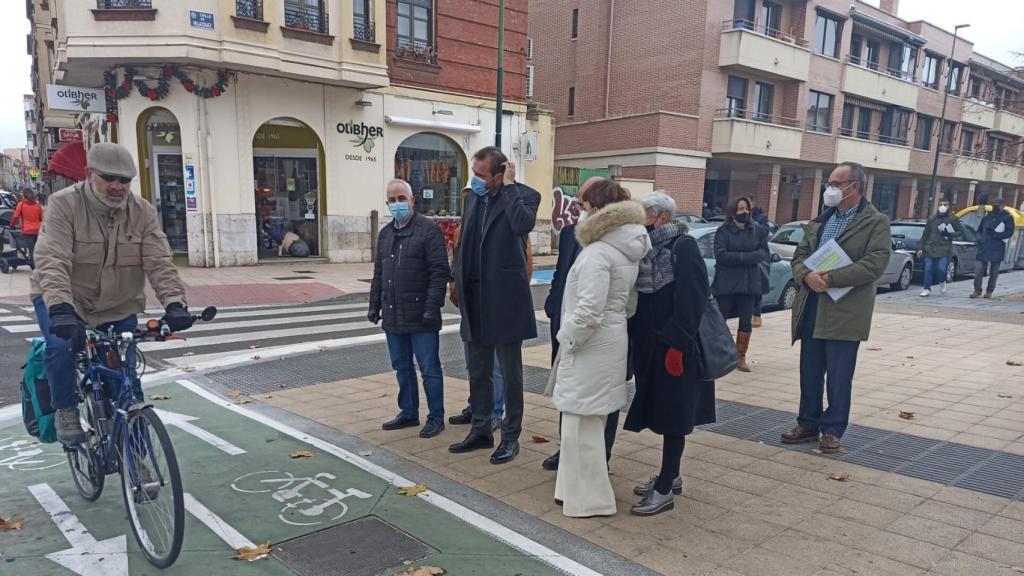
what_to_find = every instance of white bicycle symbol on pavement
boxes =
[231,470,373,526]
[0,436,66,472]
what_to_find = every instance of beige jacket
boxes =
[31,181,186,327]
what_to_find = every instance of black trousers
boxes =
[717,293,755,332]
[974,260,1001,294]
[467,340,524,441]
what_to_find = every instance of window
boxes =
[880,106,911,145]
[969,76,983,99]
[940,121,956,153]
[570,8,578,39]
[284,0,327,33]
[850,34,862,65]
[397,0,432,49]
[947,62,963,95]
[353,0,373,41]
[857,108,873,140]
[922,54,941,89]
[568,86,575,117]
[900,45,917,81]
[865,39,880,70]
[988,136,1007,163]
[761,1,781,37]
[394,133,466,217]
[961,129,976,155]
[813,13,841,58]
[770,225,805,246]
[236,0,263,20]
[726,76,748,118]
[995,86,1014,109]
[806,91,834,132]
[841,103,855,136]
[914,115,935,150]
[732,0,755,30]
[753,82,774,122]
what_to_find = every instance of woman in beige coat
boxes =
[550,180,650,517]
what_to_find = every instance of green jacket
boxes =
[919,213,964,259]
[791,201,892,343]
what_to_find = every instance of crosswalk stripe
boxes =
[4,308,371,334]
[0,316,31,325]
[141,301,367,320]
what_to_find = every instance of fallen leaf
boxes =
[828,473,850,482]
[358,450,373,457]
[531,435,549,444]
[289,450,314,459]
[398,484,428,497]
[1008,360,1023,367]
[183,352,195,357]
[235,542,272,561]
[182,366,196,373]
[0,516,23,530]
[150,395,171,401]
[318,346,329,352]
[866,346,882,351]
[252,355,262,360]
[225,390,244,398]
[279,383,289,389]
[395,567,446,576]
[235,399,253,405]
[905,355,915,359]
[898,411,915,420]
[998,394,1014,399]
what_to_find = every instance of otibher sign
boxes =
[46,85,105,113]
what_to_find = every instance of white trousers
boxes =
[554,413,617,518]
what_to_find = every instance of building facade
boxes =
[25,0,78,180]
[528,0,1024,222]
[34,0,550,266]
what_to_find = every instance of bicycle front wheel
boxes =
[68,396,105,501]
[119,407,185,568]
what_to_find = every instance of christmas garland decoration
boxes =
[103,65,233,124]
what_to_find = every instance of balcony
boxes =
[835,135,910,172]
[961,99,995,130]
[952,154,989,181]
[711,110,803,160]
[988,161,1021,185]
[993,108,1024,138]
[93,0,155,21]
[842,58,919,109]
[718,21,811,82]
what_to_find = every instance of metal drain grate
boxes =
[273,276,315,281]
[273,516,437,576]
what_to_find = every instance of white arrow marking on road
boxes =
[154,409,246,456]
[184,493,266,560]
[28,483,129,576]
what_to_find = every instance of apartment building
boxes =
[34,0,549,266]
[25,0,77,176]
[529,0,1024,222]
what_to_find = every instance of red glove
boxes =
[664,347,684,377]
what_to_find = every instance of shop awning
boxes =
[385,116,482,134]
[47,141,87,182]
[849,8,927,47]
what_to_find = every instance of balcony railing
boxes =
[722,19,808,47]
[715,108,802,128]
[837,127,909,147]
[236,0,263,20]
[846,56,916,83]
[353,14,374,42]
[96,0,152,8]
[396,39,437,64]
[284,5,329,34]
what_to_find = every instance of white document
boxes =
[803,239,853,302]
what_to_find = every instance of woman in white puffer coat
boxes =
[549,179,651,517]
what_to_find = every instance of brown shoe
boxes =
[781,426,819,444]
[752,316,763,329]
[818,434,842,453]
[736,331,752,373]
[983,292,993,299]
[970,291,982,299]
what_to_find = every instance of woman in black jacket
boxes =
[713,196,769,372]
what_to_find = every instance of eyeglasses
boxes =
[97,173,132,185]
[827,180,852,188]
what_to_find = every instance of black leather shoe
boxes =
[448,433,494,454]
[489,440,520,465]
[448,408,472,425]
[541,451,560,471]
[419,418,445,438]
[382,414,420,431]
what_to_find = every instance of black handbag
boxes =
[697,296,739,380]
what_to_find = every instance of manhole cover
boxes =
[274,276,315,280]
[273,516,437,576]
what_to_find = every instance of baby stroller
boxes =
[0,224,34,274]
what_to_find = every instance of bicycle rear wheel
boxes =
[68,396,105,501]
[119,407,185,568]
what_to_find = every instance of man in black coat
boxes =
[971,197,1016,299]
[449,147,541,464]
[368,179,451,439]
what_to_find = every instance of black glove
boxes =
[423,309,441,325]
[161,303,194,332]
[49,303,85,350]
[368,309,381,325]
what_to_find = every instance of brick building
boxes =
[528,0,1024,221]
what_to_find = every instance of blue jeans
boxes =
[796,295,860,438]
[33,296,140,411]
[753,294,763,316]
[385,331,444,421]
[922,256,949,290]
[464,343,504,420]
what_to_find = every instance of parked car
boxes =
[675,212,708,224]
[889,220,978,283]
[691,225,798,310]
[768,221,915,291]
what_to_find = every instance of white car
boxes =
[769,221,915,291]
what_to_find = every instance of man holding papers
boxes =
[782,162,891,454]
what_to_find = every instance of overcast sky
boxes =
[0,1,1020,155]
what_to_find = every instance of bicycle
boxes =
[65,306,217,569]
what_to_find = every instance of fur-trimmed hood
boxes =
[576,200,651,262]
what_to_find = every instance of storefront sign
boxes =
[45,85,104,113]
[58,128,83,143]
[29,167,41,181]
[338,120,383,159]
[189,10,215,29]
[184,155,197,211]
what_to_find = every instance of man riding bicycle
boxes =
[31,142,194,445]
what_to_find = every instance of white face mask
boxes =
[823,182,854,208]
[577,210,589,224]
[938,205,949,214]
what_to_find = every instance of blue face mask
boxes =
[470,176,489,197]
[389,201,411,221]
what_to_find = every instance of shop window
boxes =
[394,133,466,217]
[138,107,188,256]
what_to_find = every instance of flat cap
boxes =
[86,142,137,179]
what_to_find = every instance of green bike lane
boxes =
[0,379,584,576]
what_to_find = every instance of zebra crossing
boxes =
[0,299,462,375]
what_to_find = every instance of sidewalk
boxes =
[237,312,1024,576]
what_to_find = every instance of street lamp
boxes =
[494,0,506,148]
[927,23,970,217]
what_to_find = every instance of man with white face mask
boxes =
[31,142,189,444]
[782,162,891,454]
[917,197,964,297]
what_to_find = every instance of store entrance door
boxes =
[152,149,188,255]
[254,154,321,259]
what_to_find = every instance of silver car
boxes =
[769,221,915,291]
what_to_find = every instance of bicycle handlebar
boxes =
[85,306,218,344]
